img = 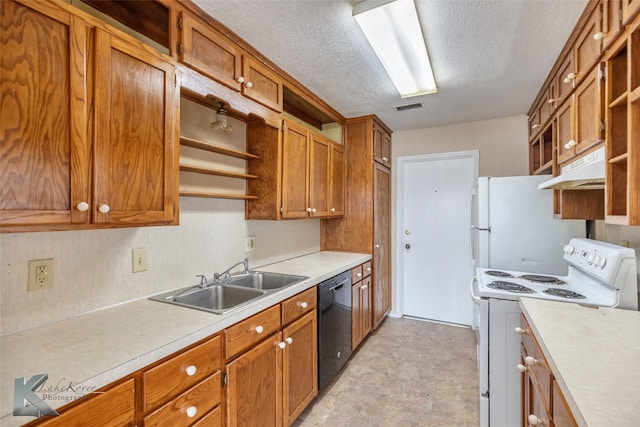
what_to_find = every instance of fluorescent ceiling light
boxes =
[354,0,436,98]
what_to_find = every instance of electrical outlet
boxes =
[245,236,256,253]
[132,248,148,273]
[28,259,54,291]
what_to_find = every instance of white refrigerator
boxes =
[472,175,586,274]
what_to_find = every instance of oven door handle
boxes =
[470,276,482,304]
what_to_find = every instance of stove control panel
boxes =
[564,238,636,286]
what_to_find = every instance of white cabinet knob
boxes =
[366,267,371,272]
[255,325,264,334]
[298,301,308,309]
[311,208,317,213]
[330,208,336,213]
[185,365,197,376]
[593,31,605,40]
[186,406,197,418]
[524,356,537,366]
[531,124,540,130]
[357,272,362,278]
[285,337,293,345]
[563,72,576,83]
[76,201,89,212]
[278,341,286,349]
[564,140,576,150]
[361,284,368,290]
[516,364,527,373]
[382,156,389,161]
[236,76,245,84]
[245,81,253,89]
[375,244,380,248]
[306,208,312,213]
[98,204,110,214]
[514,327,525,335]
[547,98,556,105]
[528,414,540,425]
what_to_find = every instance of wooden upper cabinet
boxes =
[373,122,391,168]
[309,134,330,218]
[603,0,624,50]
[0,0,90,228]
[242,56,284,112]
[555,53,575,106]
[178,12,283,112]
[281,120,310,219]
[93,29,178,226]
[328,141,345,217]
[572,5,603,87]
[178,12,242,91]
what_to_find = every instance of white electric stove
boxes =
[471,238,638,427]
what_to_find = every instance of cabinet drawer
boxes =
[144,373,221,427]
[351,265,363,282]
[36,378,135,426]
[143,335,222,412]
[226,305,281,360]
[191,405,222,427]
[362,261,372,278]
[282,287,317,326]
[521,317,552,407]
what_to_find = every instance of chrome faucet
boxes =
[196,274,209,288]
[214,258,250,283]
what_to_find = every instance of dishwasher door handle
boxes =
[329,278,349,291]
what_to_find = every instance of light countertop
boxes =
[520,298,640,426]
[1,251,370,426]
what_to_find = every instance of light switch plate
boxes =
[132,248,148,273]
[28,259,54,291]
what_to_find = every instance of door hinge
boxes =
[177,43,184,55]
[600,121,606,133]
[599,64,605,81]
[177,16,183,30]
[280,206,283,213]
[222,373,228,387]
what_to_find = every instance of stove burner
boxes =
[487,281,535,293]
[543,288,586,299]
[520,274,566,285]
[484,270,514,278]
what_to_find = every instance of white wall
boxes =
[0,102,321,335]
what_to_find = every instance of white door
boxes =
[400,151,477,326]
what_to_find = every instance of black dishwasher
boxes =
[317,270,352,390]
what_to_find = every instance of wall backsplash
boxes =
[0,198,320,335]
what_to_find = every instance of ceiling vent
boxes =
[394,102,423,112]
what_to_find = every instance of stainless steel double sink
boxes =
[149,271,309,314]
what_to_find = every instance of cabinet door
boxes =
[328,142,345,217]
[622,0,640,25]
[555,53,575,105]
[574,6,602,85]
[282,311,317,426]
[574,66,604,155]
[361,275,372,338]
[556,98,575,165]
[603,0,624,50]
[93,29,178,225]
[373,123,391,168]
[309,134,330,217]
[372,164,391,329]
[226,334,282,427]
[281,121,310,219]
[178,13,242,91]
[0,0,90,227]
[241,56,283,112]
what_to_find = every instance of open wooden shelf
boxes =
[180,136,259,160]
[608,152,629,164]
[179,189,258,200]
[609,91,628,108]
[630,86,640,103]
[180,164,258,179]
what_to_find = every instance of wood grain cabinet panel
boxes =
[34,378,135,427]
[309,134,331,217]
[226,333,283,427]
[241,56,283,112]
[552,380,578,427]
[351,269,371,350]
[328,141,346,217]
[622,0,640,25]
[373,163,391,329]
[281,120,311,219]
[1,0,178,231]
[281,287,316,326]
[225,305,281,360]
[0,0,90,228]
[282,311,318,426]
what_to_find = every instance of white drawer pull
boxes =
[98,204,110,214]
[298,301,308,309]
[76,201,89,212]
[357,272,362,278]
[528,414,540,425]
[525,356,537,366]
[186,406,197,418]
[516,364,527,373]
[514,327,526,335]
[185,365,197,376]
[255,325,264,334]
[278,341,286,349]
[285,337,293,344]
[366,267,371,272]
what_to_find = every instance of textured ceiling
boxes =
[192,0,588,132]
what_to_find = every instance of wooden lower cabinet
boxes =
[520,316,577,427]
[31,379,135,427]
[351,262,372,350]
[225,288,318,427]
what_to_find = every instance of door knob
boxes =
[405,243,411,250]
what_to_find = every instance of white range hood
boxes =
[538,146,605,190]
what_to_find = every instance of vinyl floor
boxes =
[293,316,480,427]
